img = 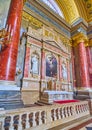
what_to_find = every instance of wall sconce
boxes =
[0,24,13,52]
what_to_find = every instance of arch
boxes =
[56,0,79,24]
[40,0,64,18]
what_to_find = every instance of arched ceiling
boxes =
[55,0,92,24]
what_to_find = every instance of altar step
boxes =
[35,100,52,106]
[0,90,25,110]
[0,99,24,110]
[74,90,92,100]
[74,95,90,100]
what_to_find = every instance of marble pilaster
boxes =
[58,55,62,81]
[24,44,30,78]
[41,48,45,79]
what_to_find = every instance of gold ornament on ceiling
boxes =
[55,0,79,24]
[83,0,92,22]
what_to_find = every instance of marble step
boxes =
[0,100,24,110]
[0,98,23,102]
[35,100,52,106]
[74,95,90,100]
[0,97,24,110]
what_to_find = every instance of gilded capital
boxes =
[72,33,88,47]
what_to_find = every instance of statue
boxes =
[31,55,39,74]
[62,63,67,80]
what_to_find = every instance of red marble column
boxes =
[24,46,30,78]
[78,42,90,88]
[86,46,92,87]
[58,55,62,80]
[0,0,23,81]
[86,47,91,66]
[41,49,45,79]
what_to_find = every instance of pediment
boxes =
[44,40,62,49]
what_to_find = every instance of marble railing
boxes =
[0,101,90,130]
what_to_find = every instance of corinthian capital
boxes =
[72,32,88,46]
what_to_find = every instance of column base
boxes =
[0,80,24,110]
[0,80,20,91]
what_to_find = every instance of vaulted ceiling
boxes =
[55,0,92,24]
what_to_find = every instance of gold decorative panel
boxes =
[55,0,92,23]
[83,0,92,22]
[22,11,43,28]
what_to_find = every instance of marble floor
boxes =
[69,119,92,130]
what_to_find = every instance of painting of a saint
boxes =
[31,55,39,74]
[46,55,57,77]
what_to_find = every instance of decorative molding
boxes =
[24,2,71,37]
[71,18,88,37]
[22,11,43,28]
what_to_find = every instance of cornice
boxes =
[71,18,88,36]
[26,0,71,32]
[87,25,92,39]
[35,0,71,28]
[71,18,88,28]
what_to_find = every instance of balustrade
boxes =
[0,101,90,130]
[29,113,33,127]
[18,114,22,130]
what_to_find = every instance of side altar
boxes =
[21,13,73,105]
[40,90,73,103]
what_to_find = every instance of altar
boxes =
[40,90,73,103]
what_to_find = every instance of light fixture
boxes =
[0,24,13,52]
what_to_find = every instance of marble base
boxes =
[0,80,20,99]
[0,80,22,109]
[41,90,73,103]
[22,90,39,104]
[0,80,20,91]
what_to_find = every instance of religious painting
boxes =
[62,62,67,80]
[31,54,39,74]
[46,54,57,77]
[0,0,11,29]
